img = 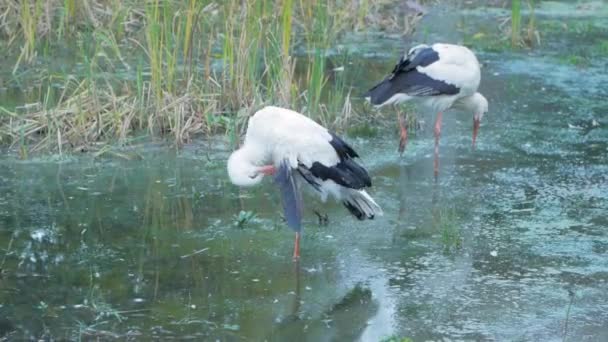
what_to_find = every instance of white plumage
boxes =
[420,44,485,115]
[242,106,338,171]
[365,43,489,174]
[367,43,487,119]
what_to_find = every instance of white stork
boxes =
[365,43,488,176]
[227,106,383,260]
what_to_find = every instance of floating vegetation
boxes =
[234,210,258,228]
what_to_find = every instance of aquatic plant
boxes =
[234,210,258,228]
[562,288,576,341]
[433,207,463,252]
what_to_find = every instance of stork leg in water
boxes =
[313,210,329,226]
[472,117,480,149]
[260,163,302,261]
[398,112,408,154]
[434,112,443,179]
[293,232,301,261]
[261,163,302,261]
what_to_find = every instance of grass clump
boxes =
[508,0,540,48]
[0,0,426,155]
[463,0,540,51]
[433,207,463,252]
[234,210,258,229]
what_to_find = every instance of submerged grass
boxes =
[0,0,425,154]
[432,207,463,252]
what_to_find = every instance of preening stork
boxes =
[227,106,382,260]
[365,43,488,176]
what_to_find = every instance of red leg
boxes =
[434,112,443,179]
[398,113,408,154]
[292,232,300,261]
[472,117,480,149]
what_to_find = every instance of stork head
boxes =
[455,92,488,121]
[471,93,489,122]
[227,146,271,187]
[455,93,488,148]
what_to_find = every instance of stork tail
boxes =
[364,78,394,106]
[343,190,383,220]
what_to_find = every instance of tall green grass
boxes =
[281,0,293,58]
[0,0,420,153]
[511,0,521,47]
[144,0,165,105]
[525,0,539,46]
[13,0,43,73]
[511,0,539,48]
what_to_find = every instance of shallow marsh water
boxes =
[1,1,608,341]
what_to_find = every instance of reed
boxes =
[307,48,327,120]
[281,0,293,58]
[182,0,197,63]
[12,0,41,73]
[511,0,522,48]
[525,0,540,47]
[508,0,538,48]
[0,0,425,154]
[357,0,369,30]
[145,0,164,106]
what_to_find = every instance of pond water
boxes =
[1,2,608,341]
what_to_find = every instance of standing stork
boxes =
[227,106,382,260]
[365,43,488,177]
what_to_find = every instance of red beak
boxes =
[259,165,276,176]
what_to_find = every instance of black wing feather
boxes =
[299,133,371,190]
[307,159,370,190]
[391,45,438,74]
[365,46,460,106]
[328,132,359,159]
